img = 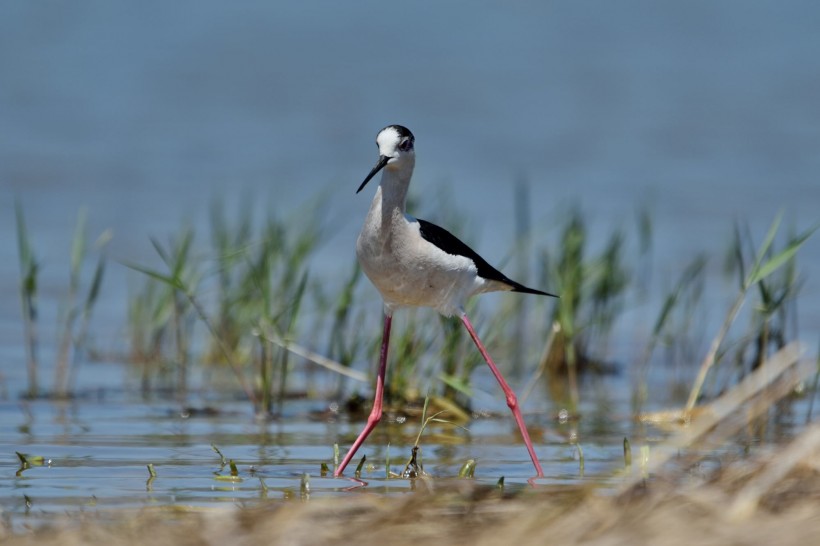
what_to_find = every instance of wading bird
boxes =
[335,125,556,478]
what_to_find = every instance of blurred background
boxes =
[1,0,819,383]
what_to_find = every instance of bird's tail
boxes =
[508,280,558,298]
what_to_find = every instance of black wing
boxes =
[416,218,556,297]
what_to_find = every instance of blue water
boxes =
[3,0,820,334]
[0,0,819,527]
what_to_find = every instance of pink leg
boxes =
[461,313,545,478]
[335,312,393,477]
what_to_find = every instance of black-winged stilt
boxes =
[335,125,557,478]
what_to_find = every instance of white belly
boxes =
[356,218,483,316]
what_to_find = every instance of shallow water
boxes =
[0,406,621,528]
[1,360,811,532]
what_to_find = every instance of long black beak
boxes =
[356,155,390,194]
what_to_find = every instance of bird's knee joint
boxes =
[506,393,518,411]
[366,408,383,427]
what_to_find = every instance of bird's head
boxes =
[356,125,415,194]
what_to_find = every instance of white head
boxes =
[356,125,415,194]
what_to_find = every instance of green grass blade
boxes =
[84,257,106,312]
[437,374,474,398]
[150,236,170,265]
[624,438,632,467]
[15,199,33,270]
[652,256,706,336]
[210,444,228,466]
[730,222,746,289]
[458,459,476,478]
[576,443,585,476]
[285,271,310,335]
[354,455,366,478]
[747,223,818,286]
[171,230,195,280]
[122,261,185,292]
[748,211,784,284]
[69,208,88,286]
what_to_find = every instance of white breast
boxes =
[356,211,486,317]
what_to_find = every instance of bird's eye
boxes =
[399,138,413,152]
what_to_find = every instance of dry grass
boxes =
[4,459,820,546]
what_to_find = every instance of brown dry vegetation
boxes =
[3,454,820,546]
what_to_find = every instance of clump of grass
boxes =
[162,230,198,401]
[539,208,629,411]
[15,202,109,399]
[127,275,165,384]
[684,213,816,414]
[126,228,204,402]
[55,209,110,398]
[208,199,318,414]
[725,220,807,372]
[126,200,325,416]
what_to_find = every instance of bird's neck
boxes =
[375,163,413,220]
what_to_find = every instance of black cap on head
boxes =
[383,124,414,142]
